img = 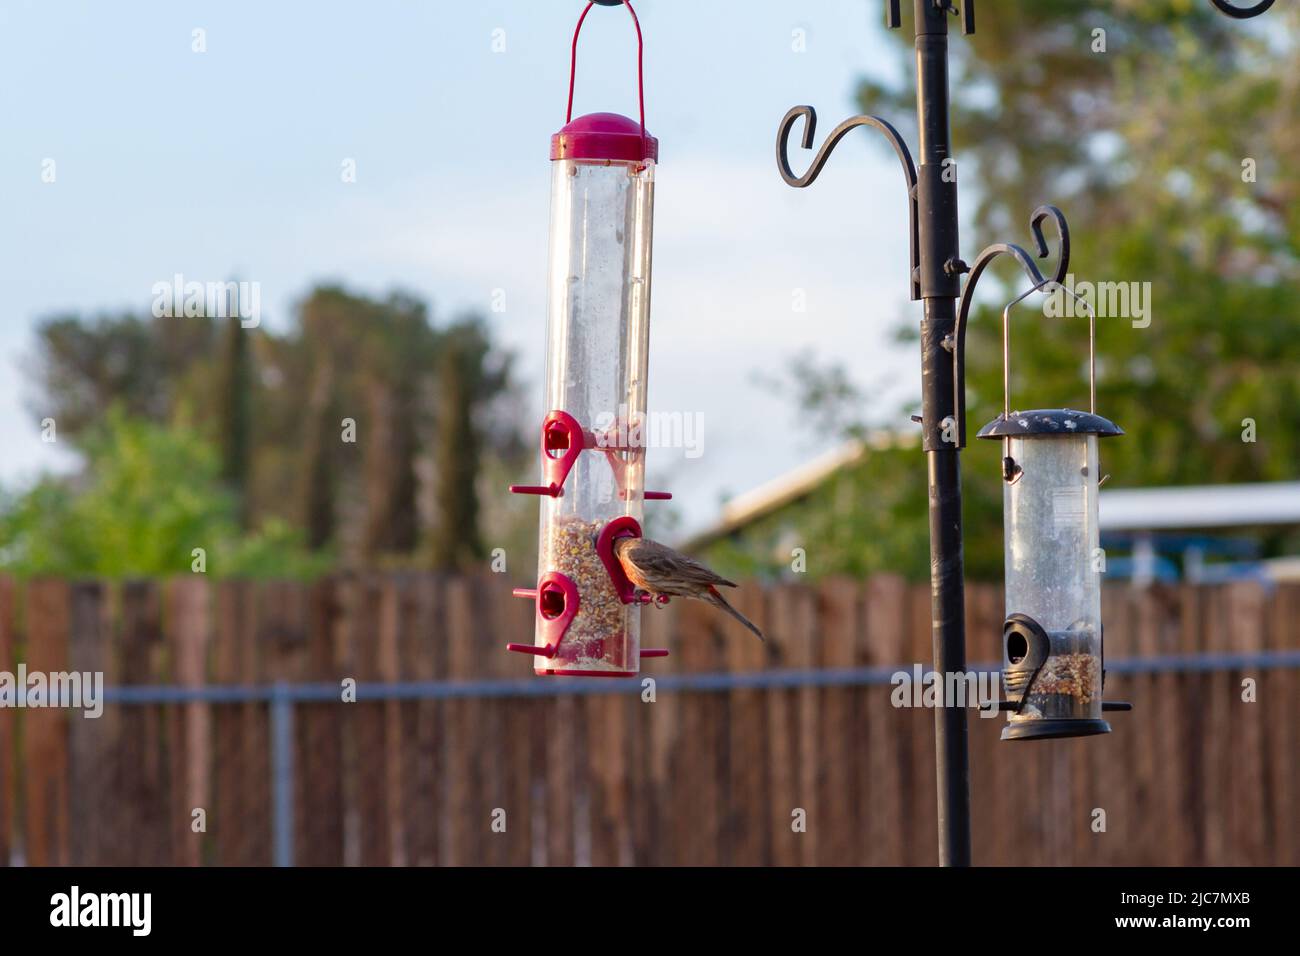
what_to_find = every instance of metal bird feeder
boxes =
[507,0,670,676]
[976,284,1130,740]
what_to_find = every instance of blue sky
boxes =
[0,0,939,534]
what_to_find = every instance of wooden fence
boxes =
[0,573,1296,866]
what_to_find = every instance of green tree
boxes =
[0,411,328,578]
[216,316,253,527]
[31,312,215,436]
[300,359,340,551]
[707,3,1300,581]
[359,295,437,559]
[23,284,525,571]
[427,318,510,570]
[860,0,1300,490]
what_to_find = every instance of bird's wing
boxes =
[628,539,735,588]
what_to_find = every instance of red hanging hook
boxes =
[566,0,648,161]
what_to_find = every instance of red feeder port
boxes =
[594,515,670,608]
[587,416,673,502]
[509,410,586,498]
[507,571,580,661]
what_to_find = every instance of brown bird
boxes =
[613,536,764,640]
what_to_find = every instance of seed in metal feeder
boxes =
[977,285,1130,739]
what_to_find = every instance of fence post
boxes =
[23,578,71,866]
[271,682,295,867]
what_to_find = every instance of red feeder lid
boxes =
[554,2,656,165]
[551,111,658,164]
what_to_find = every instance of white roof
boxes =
[684,452,1300,548]
[717,441,868,524]
[1099,482,1300,531]
[681,434,915,550]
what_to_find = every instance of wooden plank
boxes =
[0,577,13,866]
[578,564,645,866]
[583,685,627,866]
[1149,584,1187,867]
[472,571,510,867]
[348,575,390,865]
[331,574,362,867]
[658,599,691,866]
[640,599,680,866]
[211,579,264,865]
[763,585,801,866]
[165,578,211,866]
[1176,584,1206,864]
[22,579,71,865]
[377,577,407,866]
[670,597,721,866]
[721,579,770,866]
[905,581,939,866]
[635,585,673,865]
[390,576,420,868]
[1202,586,1230,865]
[1225,581,1266,864]
[443,576,480,866]
[623,678,651,867]
[411,574,443,866]
[789,584,818,865]
[67,582,112,866]
[260,579,309,867]
[817,578,859,866]
[1129,584,1166,866]
[97,581,130,866]
[299,577,345,866]
[1265,585,1299,865]
[1090,582,1136,866]
[542,694,577,866]
[967,581,1004,866]
[657,599,690,867]
[498,577,535,866]
[861,575,906,866]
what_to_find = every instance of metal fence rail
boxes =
[99,648,1300,704]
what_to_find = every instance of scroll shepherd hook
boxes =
[1210,0,1275,18]
[950,204,1072,446]
[776,105,922,300]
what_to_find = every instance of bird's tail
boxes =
[705,585,764,641]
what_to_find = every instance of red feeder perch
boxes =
[507,0,669,676]
[506,572,580,660]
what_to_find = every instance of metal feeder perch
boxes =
[507,0,669,676]
[976,283,1131,740]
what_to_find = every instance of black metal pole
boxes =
[912,0,971,867]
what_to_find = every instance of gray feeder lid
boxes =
[977,408,1124,439]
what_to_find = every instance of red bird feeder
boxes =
[508,0,669,676]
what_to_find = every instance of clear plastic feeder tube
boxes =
[534,154,655,675]
[1002,432,1103,724]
